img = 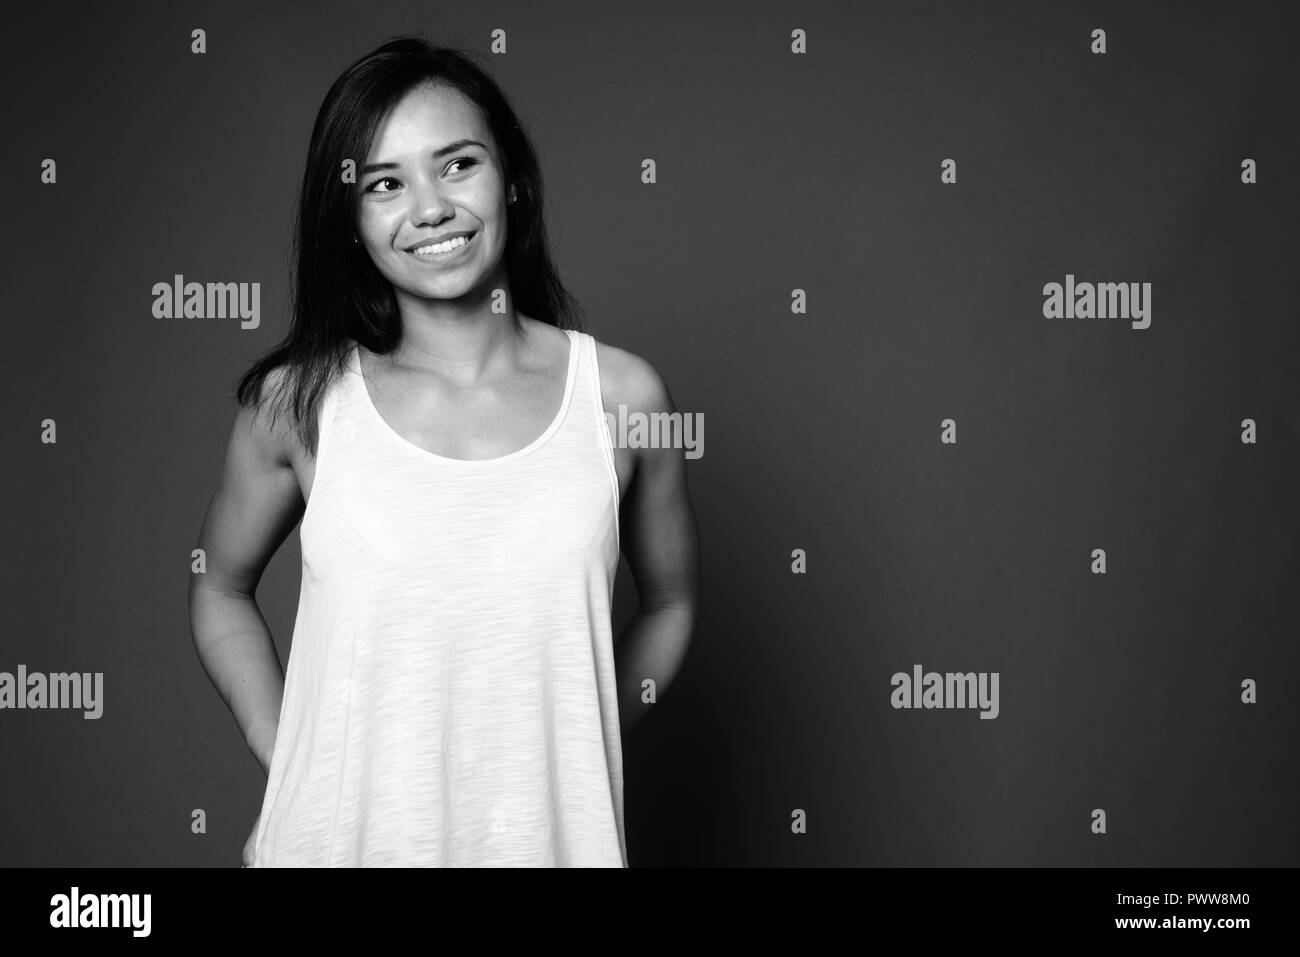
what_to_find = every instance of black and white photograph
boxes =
[2,0,1297,939]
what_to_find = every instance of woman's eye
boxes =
[364,159,475,193]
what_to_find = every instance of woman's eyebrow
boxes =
[361,139,488,174]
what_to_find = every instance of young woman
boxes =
[188,36,700,867]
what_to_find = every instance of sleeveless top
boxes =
[251,328,627,867]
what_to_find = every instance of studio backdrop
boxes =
[2,0,1297,866]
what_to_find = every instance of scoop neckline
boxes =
[352,328,579,467]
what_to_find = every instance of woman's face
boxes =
[356,82,509,303]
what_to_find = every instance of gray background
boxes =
[2,0,1297,866]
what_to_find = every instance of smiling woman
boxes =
[356,110,504,290]
[187,36,701,869]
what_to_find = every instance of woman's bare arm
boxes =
[188,370,307,774]
[601,348,702,730]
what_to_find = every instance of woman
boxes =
[188,36,700,867]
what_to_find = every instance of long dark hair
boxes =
[235,35,585,455]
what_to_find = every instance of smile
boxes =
[407,232,477,262]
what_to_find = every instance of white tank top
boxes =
[251,328,627,867]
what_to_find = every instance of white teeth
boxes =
[413,236,469,256]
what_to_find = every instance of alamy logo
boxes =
[891,664,999,719]
[1043,273,1151,329]
[604,405,703,459]
[49,887,150,937]
[151,274,260,329]
[0,665,103,718]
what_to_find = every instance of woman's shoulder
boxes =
[243,357,343,463]
[588,333,676,416]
